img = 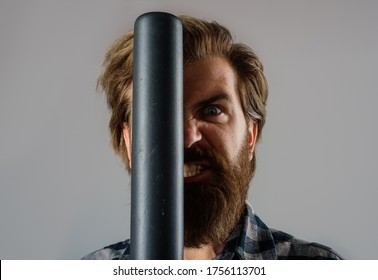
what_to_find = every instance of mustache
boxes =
[184,145,222,165]
[184,145,228,179]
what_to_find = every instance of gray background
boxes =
[1,0,377,259]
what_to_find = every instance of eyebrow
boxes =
[195,93,232,109]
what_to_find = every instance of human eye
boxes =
[203,105,222,116]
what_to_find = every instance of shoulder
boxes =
[81,239,130,260]
[271,229,343,260]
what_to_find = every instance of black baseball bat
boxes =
[130,12,183,260]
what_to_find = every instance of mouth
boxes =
[184,163,205,177]
[184,163,210,182]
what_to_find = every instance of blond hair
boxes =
[98,15,268,174]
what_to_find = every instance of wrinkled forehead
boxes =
[183,57,241,107]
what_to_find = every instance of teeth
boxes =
[184,164,205,178]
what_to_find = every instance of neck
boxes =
[184,243,225,260]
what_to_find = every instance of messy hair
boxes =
[98,15,268,175]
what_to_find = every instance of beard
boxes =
[184,133,253,248]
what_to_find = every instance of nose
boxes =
[184,118,202,148]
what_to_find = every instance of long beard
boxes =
[184,134,253,248]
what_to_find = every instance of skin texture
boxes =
[123,56,258,259]
[183,57,256,166]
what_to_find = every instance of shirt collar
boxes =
[215,203,278,260]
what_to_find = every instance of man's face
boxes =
[183,56,257,247]
[122,56,258,247]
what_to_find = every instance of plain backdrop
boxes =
[1,0,377,259]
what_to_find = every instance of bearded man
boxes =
[83,15,342,260]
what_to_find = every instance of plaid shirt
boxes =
[82,204,342,260]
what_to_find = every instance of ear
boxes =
[122,123,132,168]
[247,121,258,161]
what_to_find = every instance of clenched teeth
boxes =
[184,164,205,178]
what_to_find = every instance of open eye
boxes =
[204,105,222,116]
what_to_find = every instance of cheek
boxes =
[203,125,238,161]
[228,121,249,160]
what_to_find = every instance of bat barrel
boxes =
[130,12,184,260]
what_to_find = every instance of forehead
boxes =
[183,57,238,99]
